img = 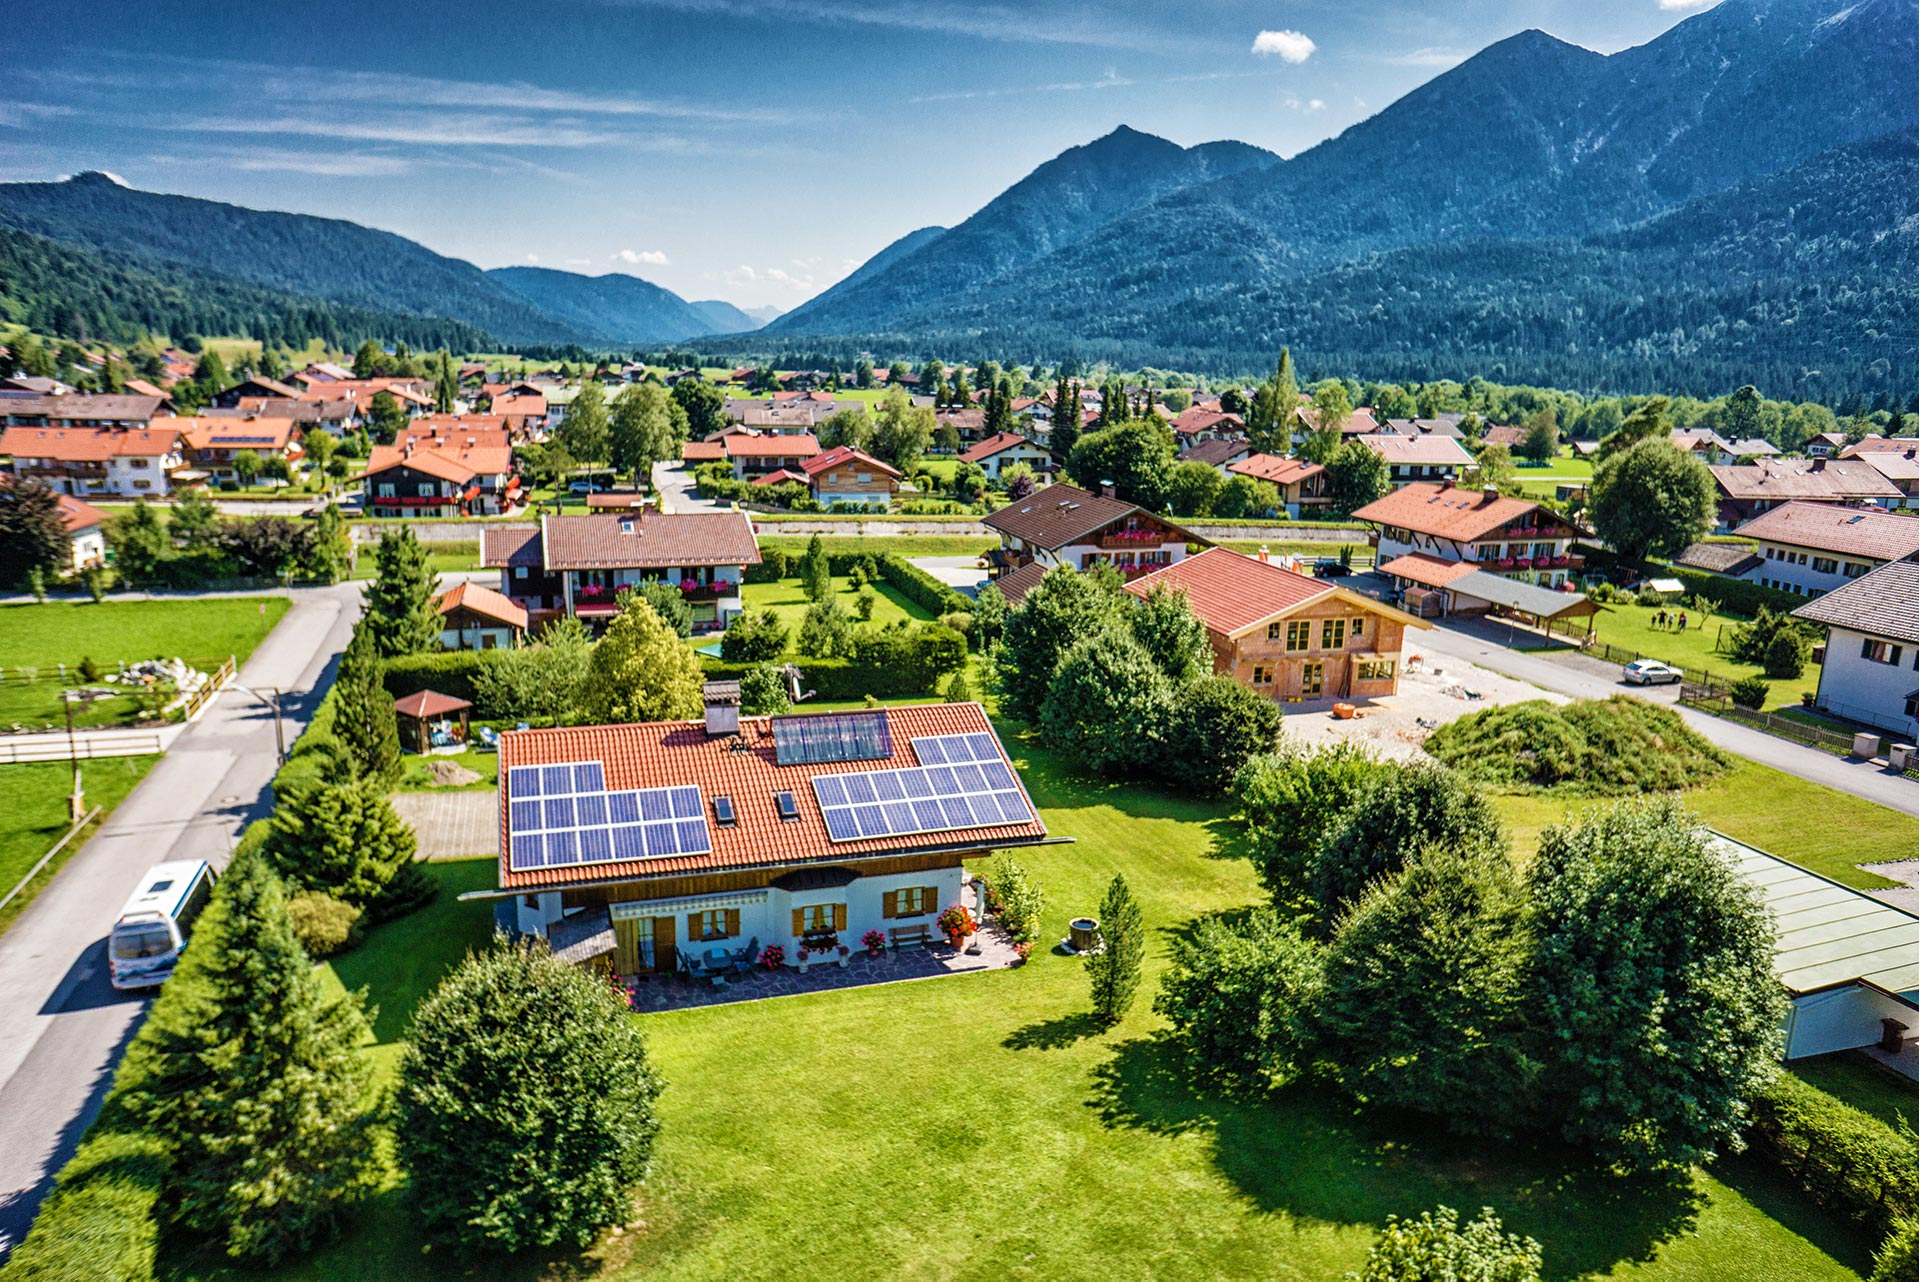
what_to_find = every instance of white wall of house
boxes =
[1745,542,1878,597]
[68,527,105,570]
[813,489,890,509]
[1813,623,1919,738]
[1784,983,1916,1058]
[976,444,1051,480]
[438,622,517,651]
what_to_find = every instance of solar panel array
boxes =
[772,711,893,766]
[505,761,712,872]
[811,733,1033,843]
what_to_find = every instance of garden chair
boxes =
[474,726,500,752]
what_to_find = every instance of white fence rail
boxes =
[0,731,166,764]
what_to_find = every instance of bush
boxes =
[285,890,365,958]
[720,608,788,662]
[739,663,791,715]
[1163,676,1282,795]
[1312,762,1506,927]
[396,938,663,1252]
[984,855,1044,945]
[1729,674,1770,709]
[1872,1217,1917,1282]
[1040,629,1173,777]
[1727,606,1817,669]
[849,620,968,690]
[874,551,970,617]
[1747,1073,1919,1228]
[1666,566,1807,617]
[380,649,505,705]
[1423,697,1730,793]
[1763,627,1808,678]
[264,780,418,906]
[1232,741,1386,907]
[1153,908,1321,1082]
[1355,1206,1542,1282]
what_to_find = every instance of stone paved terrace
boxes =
[390,789,497,858]
[621,918,1022,1013]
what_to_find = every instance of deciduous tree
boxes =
[1164,676,1283,794]
[581,595,704,723]
[1589,439,1716,565]
[559,379,610,465]
[996,565,1124,721]
[1312,762,1505,929]
[1039,628,1172,777]
[1324,439,1388,513]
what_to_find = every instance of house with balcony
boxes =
[982,482,1208,605]
[480,511,761,633]
[801,445,901,509]
[0,393,166,430]
[1354,481,1587,589]
[485,701,1050,977]
[1792,558,1918,740]
[1169,407,1245,444]
[1841,445,1918,511]
[434,581,529,650]
[1671,428,1780,466]
[179,416,305,482]
[1357,433,1475,489]
[1125,547,1427,703]
[360,424,519,517]
[725,431,821,480]
[960,432,1052,481]
[1708,459,1903,528]
[1227,453,1329,517]
[0,425,186,497]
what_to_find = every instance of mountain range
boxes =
[0,0,1912,399]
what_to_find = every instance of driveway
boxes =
[1419,620,1918,816]
[0,581,361,1260]
[909,554,990,598]
[652,459,728,514]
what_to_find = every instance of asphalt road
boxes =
[1419,620,1919,816]
[0,581,362,1260]
[652,459,727,514]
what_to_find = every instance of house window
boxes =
[1301,661,1324,697]
[1812,557,1838,575]
[1844,562,1868,578]
[1285,622,1311,652]
[886,887,932,917]
[1321,619,1346,649]
[1862,639,1904,666]
[513,565,528,580]
[690,909,738,941]
[418,482,436,497]
[1251,665,1274,685]
[1357,659,1396,681]
[1267,622,1283,641]
[1350,616,1365,638]
[800,903,838,933]
[775,791,799,821]
[377,483,396,498]
[1906,692,1917,718]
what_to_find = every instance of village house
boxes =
[730,401,830,434]
[0,393,166,430]
[1708,459,1905,528]
[1126,547,1427,703]
[1357,433,1475,489]
[55,493,109,570]
[1840,445,1918,511]
[434,581,529,651]
[1381,416,1466,440]
[934,406,987,443]
[1356,481,1586,588]
[725,431,821,480]
[179,416,305,481]
[484,701,1050,977]
[1169,407,1245,444]
[982,482,1208,605]
[801,445,901,510]
[1792,558,1918,740]
[210,376,303,407]
[204,396,358,436]
[1805,432,1849,458]
[480,510,760,633]
[1713,503,1918,597]
[960,432,1051,481]
[1671,428,1781,466]
[1228,453,1329,518]
[1178,438,1254,474]
[1291,405,1380,443]
[360,423,519,518]
[0,425,186,497]
[1477,423,1527,451]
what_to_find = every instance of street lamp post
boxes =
[61,689,84,825]
[232,682,287,764]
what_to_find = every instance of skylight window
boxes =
[713,796,736,826]
[775,792,799,821]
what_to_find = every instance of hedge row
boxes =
[875,553,971,618]
[1663,567,1810,619]
[379,649,506,706]
[700,655,938,702]
[2,821,274,1281]
[1747,1072,1918,1229]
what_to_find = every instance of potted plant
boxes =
[862,929,888,956]
[758,944,786,970]
[937,903,977,949]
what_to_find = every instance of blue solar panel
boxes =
[612,826,646,860]
[609,792,639,824]
[982,761,1016,790]
[547,830,579,865]
[541,765,572,793]
[810,747,1036,845]
[676,819,710,852]
[574,762,605,792]
[814,775,848,807]
[645,823,677,857]
[670,787,701,819]
[509,766,543,796]
[824,809,860,841]
[640,789,671,821]
[578,828,611,862]
[576,794,608,827]
[504,762,714,873]
[510,799,542,831]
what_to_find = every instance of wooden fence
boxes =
[1679,690,1873,758]
[0,731,166,764]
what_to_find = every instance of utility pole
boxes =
[62,689,84,824]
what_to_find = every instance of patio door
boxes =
[651,917,677,973]
[1301,661,1324,698]
[612,916,674,973]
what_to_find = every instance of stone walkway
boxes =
[390,789,497,858]
[622,918,1022,1013]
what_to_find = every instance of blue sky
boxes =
[2,0,1715,309]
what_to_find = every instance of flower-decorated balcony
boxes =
[680,578,738,602]
[1098,526,1173,549]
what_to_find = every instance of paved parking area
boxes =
[390,789,497,859]
[908,554,989,597]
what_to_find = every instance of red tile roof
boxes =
[394,690,472,719]
[960,432,1043,464]
[482,512,761,572]
[1351,482,1571,541]
[55,493,109,533]
[752,468,808,486]
[1123,547,1329,636]
[681,440,727,462]
[1731,501,1919,562]
[1357,434,1475,467]
[1379,552,1482,588]
[801,445,901,478]
[1169,408,1244,438]
[494,702,1049,890]
[1229,454,1323,487]
[435,581,528,630]
[1708,459,1903,503]
[726,432,820,459]
[0,426,181,461]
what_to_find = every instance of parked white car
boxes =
[1622,659,1685,686]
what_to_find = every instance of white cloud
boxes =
[1251,29,1315,62]
[1658,0,1720,9]
[565,257,591,266]
[525,253,541,263]
[613,248,670,266]
[170,113,621,148]
[592,0,1196,54]
[225,149,413,176]
[1381,46,1470,68]
[1307,98,1325,110]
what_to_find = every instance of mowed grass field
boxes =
[1548,602,1820,710]
[167,729,1894,1282]
[0,756,161,936]
[0,597,291,670]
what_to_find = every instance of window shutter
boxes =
[791,908,805,935]
[726,909,740,937]
[881,891,897,919]
[833,904,847,931]
[924,886,938,915]
[1893,647,1905,667]
[687,913,702,940]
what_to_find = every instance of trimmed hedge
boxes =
[876,553,970,618]
[379,649,506,705]
[700,650,953,701]
[1665,567,1808,619]
[1747,1072,1918,1229]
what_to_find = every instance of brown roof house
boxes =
[982,483,1209,603]
[435,581,529,651]
[481,511,761,633]
[1792,558,1919,739]
[801,446,901,510]
[1708,459,1903,528]
[1728,502,1918,598]
[1227,454,1329,518]
[1354,481,1587,589]
[1357,433,1475,489]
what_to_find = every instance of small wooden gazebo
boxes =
[393,689,472,754]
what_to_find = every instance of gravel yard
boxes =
[1279,648,1566,761]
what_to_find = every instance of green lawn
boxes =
[347,541,478,581]
[396,748,499,792]
[0,597,292,671]
[1548,601,1819,711]
[700,574,942,653]
[759,535,997,560]
[0,756,161,937]
[1487,758,1916,891]
[166,736,1880,1282]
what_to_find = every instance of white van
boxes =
[109,860,217,991]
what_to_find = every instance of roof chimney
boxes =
[1256,544,1269,563]
[1100,478,1117,500]
[1481,485,1500,504]
[702,681,741,738]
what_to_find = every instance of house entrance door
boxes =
[651,916,678,973]
[1301,661,1324,697]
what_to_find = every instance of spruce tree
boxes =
[1087,873,1144,1025]
[1051,380,1081,459]
[124,854,378,1264]
[0,477,71,587]
[800,533,831,603]
[329,625,403,787]
[361,527,441,657]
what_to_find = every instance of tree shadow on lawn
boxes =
[1003,1010,1105,1051]
[1087,1032,1718,1282]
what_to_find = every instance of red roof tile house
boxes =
[1707,459,1904,528]
[435,581,529,650]
[725,431,821,480]
[1169,407,1245,443]
[1228,454,1329,517]
[179,416,305,482]
[480,511,760,633]
[0,425,186,497]
[360,423,519,517]
[1126,548,1427,703]
[960,432,1052,481]
[1727,502,1918,598]
[1357,433,1475,488]
[801,445,901,510]
[56,493,109,570]
[488,703,1051,976]
[981,483,1209,604]
[1354,481,1588,589]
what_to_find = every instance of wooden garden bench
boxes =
[889,924,932,949]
